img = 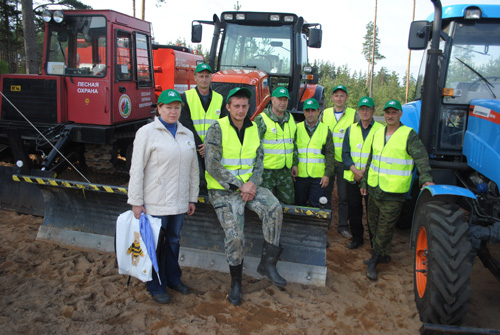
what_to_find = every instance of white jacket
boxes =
[127,117,199,216]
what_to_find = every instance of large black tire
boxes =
[413,200,472,325]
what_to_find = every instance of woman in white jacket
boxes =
[127,89,199,304]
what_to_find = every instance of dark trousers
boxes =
[346,181,368,243]
[325,164,349,229]
[295,177,325,208]
[147,214,184,295]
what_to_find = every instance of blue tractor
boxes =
[403,0,500,326]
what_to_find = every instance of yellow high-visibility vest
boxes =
[343,121,383,182]
[185,89,223,143]
[261,112,296,169]
[367,126,414,193]
[206,117,260,190]
[322,107,356,162]
[296,122,329,178]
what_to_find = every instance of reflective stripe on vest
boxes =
[367,126,414,193]
[322,107,356,162]
[261,112,296,169]
[185,89,223,143]
[343,121,383,182]
[296,122,329,178]
[206,117,260,190]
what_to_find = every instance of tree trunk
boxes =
[132,0,136,17]
[21,0,38,74]
[369,0,378,97]
[406,0,416,102]
[141,0,145,20]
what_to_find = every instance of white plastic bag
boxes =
[115,210,162,282]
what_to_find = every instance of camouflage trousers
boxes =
[208,187,283,266]
[261,167,295,205]
[367,196,404,256]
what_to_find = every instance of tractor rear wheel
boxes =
[414,201,472,325]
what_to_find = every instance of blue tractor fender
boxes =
[409,184,476,249]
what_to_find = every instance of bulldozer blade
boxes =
[12,174,330,286]
[0,166,44,216]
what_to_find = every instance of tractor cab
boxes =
[191,12,323,120]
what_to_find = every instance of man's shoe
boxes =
[347,239,364,250]
[363,254,391,265]
[339,229,352,239]
[152,293,170,304]
[168,282,191,295]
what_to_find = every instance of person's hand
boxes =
[187,203,196,216]
[421,181,435,189]
[291,166,298,182]
[132,205,145,219]
[239,181,257,202]
[198,143,205,158]
[353,168,364,182]
[320,176,329,188]
[360,188,367,196]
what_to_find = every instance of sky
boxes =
[61,0,499,82]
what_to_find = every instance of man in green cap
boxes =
[293,98,334,207]
[205,87,287,307]
[342,97,383,250]
[180,63,224,195]
[321,84,357,238]
[253,87,297,204]
[360,99,434,281]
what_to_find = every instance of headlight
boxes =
[284,16,294,22]
[270,15,280,22]
[223,13,234,21]
[236,14,245,20]
[53,10,65,23]
[464,8,481,19]
[42,9,52,23]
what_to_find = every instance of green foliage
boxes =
[314,58,414,115]
[0,59,8,74]
[362,21,385,66]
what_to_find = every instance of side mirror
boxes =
[308,28,322,48]
[408,20,430,50]
[191,23,202,43]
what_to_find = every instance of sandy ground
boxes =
[1,207,500,334]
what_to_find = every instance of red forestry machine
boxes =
[0,9,330,286]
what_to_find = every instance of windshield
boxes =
[46,15,107,77]
[444,21,500,104]
[219,24,292,75]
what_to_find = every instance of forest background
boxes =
[0,0,418,116]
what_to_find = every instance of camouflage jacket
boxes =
[360,124,433,201]
[205,118,264,190]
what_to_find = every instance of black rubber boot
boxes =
[363,254,391,265]
[257,241,287,288]
[227,262,243,306]
[366,251,379,281]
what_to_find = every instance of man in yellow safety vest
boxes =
[360,99,434,281]
[180,63,223,194]
[342,97,383,250]
[205,87,287,306]
[321,84,357,238]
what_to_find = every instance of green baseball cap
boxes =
[157,89,183,104]
[357,96,375,108]
[195,63,212,74]
[303,98,319,110]
[383,99,402,111]
[332,84,348,95]
[226,87,252,103]
[272,87,290,99]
